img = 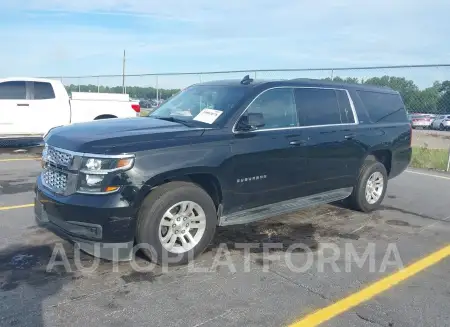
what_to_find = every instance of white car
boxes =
[409,114,433,129]
[431,114,450,131]
[0,77,140,138]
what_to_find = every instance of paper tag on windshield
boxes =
[193,109,223,124]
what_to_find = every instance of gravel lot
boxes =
[0,148,449,327]
[412,129,450,149]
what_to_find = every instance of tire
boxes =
[136,181,217,265]
[440,124,445,131]
[347,158,388,212]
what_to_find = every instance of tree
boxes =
[64,75,449,114]
[323,76,360,84]
[437,81,450,114]
[65,84,180,100]
[413,82,441,114]
[363,76,420,112]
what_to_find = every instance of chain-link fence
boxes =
[43,64,450,115]
[41,65,450,171]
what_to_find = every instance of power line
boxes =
[39,63,450,80]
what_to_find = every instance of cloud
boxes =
[1,0,449,88]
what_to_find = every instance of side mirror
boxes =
[237,113,265,131]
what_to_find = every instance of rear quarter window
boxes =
[33,82,56,100]
[357,90,408,123]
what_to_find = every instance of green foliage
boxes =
[411,146,449,171]
[65,84,180,100]
[66,75,450,114]
[437,81,450,113]
[325,75,450,114]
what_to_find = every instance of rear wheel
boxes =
[347,158,388,212]
[440,124,445,131]
[136,182,217,265]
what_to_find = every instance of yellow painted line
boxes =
[0,157,40,162]
[288,244,450,327]
[0,204,34,211]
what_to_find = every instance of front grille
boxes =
[47,146,73,167]
[42,168,68,194]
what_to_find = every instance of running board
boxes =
[219,187,353,226]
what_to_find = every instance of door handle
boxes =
[289,140,306,146]
[17,103,29,107]
[344,133,356,140]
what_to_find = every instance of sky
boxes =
[1,0,450,88]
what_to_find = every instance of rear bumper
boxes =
[34,177,137,261]
[390,147,412,179]
[0,135,44,148]
[411,121,431,127]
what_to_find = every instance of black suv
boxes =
[35,76,412,264]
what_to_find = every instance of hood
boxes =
[45,117,205,154]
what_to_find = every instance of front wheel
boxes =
[136,182,217,265]
[348,160,388,212]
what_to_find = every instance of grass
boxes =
[139,110,151,117]
[140,108,156,117]
[411,146,449,171]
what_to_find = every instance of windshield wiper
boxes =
[150,115,195,127]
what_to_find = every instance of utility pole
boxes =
[122,50,126,94]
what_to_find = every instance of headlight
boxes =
[81,157,134,173]
[78,156,134,194]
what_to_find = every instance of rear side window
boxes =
[294,88,355,126]
[0,81,26,100]
[33,82,55,100]
[357,90,407,123]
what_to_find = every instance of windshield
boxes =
[149,85,247,125]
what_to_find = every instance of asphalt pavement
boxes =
[0,148,449,327]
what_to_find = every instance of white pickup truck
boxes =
[0,77,140,138]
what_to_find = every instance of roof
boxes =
[195,77,398,94]
[0,77,61,83]
[195,79,269,87]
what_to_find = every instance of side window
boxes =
[294,88,342,126]
[33,82,55,100]
[0,81,26,100]
[336,90,355,124]
[244,88,298,130]
[357,91,407,123]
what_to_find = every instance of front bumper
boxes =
[34,177,137,261]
